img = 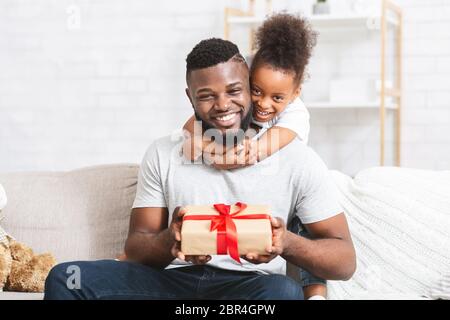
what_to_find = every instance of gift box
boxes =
[181,202,272,263]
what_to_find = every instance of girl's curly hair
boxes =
[252,13,317,85]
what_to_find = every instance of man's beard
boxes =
[194,106,253,147]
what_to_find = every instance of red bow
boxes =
[183,202,270,263]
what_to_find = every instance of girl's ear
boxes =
[292,86,302,102]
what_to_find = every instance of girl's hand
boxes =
[205,138,258,170]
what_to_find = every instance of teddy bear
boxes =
[1,184,56,293]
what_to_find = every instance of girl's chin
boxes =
[253,113,275,123]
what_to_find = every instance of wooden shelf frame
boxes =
[224,0,272,55]
[381,0,402,166]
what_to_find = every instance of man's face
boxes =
[186,59,252,134]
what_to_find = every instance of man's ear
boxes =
[185,88,194,108]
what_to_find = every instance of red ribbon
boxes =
[183,202,270,263]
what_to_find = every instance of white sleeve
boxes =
[295,148,343,224]
[274,98,310,144]
[132,142,167,208]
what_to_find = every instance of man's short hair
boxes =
[186,38,246,79]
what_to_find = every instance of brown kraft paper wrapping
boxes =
[181,204,272,256]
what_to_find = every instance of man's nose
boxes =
[215,95,231,111]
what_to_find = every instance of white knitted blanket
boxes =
[327,167,450,300]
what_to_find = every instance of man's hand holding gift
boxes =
[170,206,212,265]
[242,216,286,264]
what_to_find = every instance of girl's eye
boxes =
[273,96,284,102]
[251,88,261,95]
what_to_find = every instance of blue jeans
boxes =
[288,216,327,287]
[44,260,304,300]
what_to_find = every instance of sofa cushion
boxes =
[0,164,139,263]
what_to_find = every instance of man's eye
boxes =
[198,95,213,100]
[229,89,241,95]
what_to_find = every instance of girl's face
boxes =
[250,65,301,123]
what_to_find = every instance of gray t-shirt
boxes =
[133,130,343,275]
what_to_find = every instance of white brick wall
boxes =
[0,0,226,172]
[392,0,450,171]
[0,0,449,176]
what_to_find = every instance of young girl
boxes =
[183,13,326,299]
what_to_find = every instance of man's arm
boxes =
[124,206,211,269]
[124,207,175,269]
[243,213,356,281]
[282,213,356,281]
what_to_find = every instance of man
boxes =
[44,38,356,300]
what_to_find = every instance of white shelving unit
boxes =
[228,13,399,29]
[307,101,398,110]
[224,0,403,166]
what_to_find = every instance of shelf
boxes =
[311,14,374,28]
[227,16,264,25]
[227,14,399,29]
[309,14,399,28]
[306,101,398,110]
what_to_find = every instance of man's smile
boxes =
[211,111,241,128]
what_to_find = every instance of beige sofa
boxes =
[1,164,449,300]
[0,164,139,300]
